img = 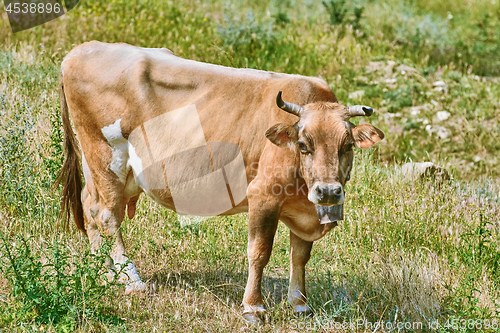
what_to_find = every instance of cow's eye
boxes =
[296,141,310,154]
[344,142,354,152]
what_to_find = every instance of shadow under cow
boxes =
[146,269,289,308]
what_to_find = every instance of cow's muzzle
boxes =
[308,182,344,206]
[316,204,343,224]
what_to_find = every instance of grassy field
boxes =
[1,0,500,331]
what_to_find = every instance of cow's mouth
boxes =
[316,204,343,224]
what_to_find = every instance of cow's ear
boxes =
[265,123,298,147]
[352,124,385,149]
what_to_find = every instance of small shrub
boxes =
[323,0,348,25]
[322,0,364,29]
[0,233,125,331]
[216,9,304,72]
[217,10,278,54]
[352,4,365,30]
[273,11,291,25]
[458,213,500,281]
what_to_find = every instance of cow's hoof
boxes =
[293,304,313,317]
[124,281,147,296]
[242,312,265,325]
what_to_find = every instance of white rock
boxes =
[436,111,451,121]
[401,162,450,182]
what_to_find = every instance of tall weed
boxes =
[0,233,125,330]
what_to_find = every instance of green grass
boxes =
[1,0,500,331]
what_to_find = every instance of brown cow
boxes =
[56,41,384,323]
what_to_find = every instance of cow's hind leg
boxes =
[82,154,103,253]
[81,145,146,296]
[289,231,313,316]
[98,204,146,295]
[82,184,102,252]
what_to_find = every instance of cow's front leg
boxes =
[242,204,279,324]
[289,231,313,316]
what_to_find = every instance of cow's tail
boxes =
[54,71,86,234]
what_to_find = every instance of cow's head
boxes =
[266,91,384,207]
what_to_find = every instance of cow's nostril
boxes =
[315,185,324,198]
[332,186,342,196]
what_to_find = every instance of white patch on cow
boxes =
[127,143,147,190]
[102,119,123,142]
[110,258,147,294]
[307,188,317,204]
[101,119,130,183]
[115,261,142,282]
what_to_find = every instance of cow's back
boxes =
[62,41,334,131]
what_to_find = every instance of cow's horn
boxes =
[347,105,374,117]
[276,91,303,117]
